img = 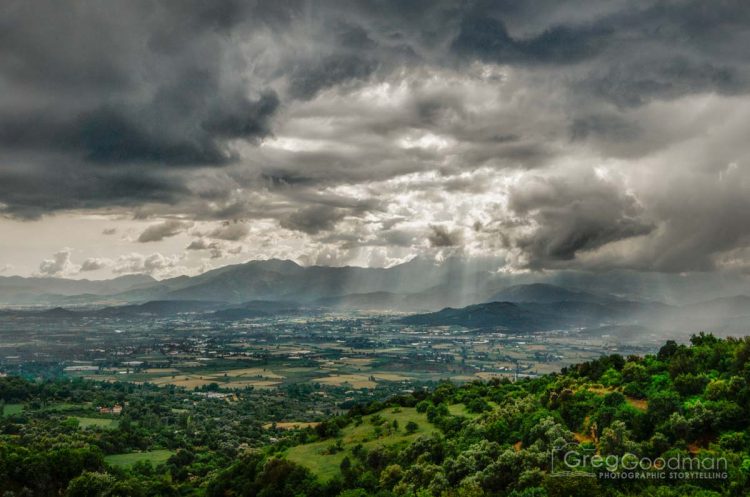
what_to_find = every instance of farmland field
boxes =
[105,450,175,467]
[72,417,119,429]
[264,421,321,430]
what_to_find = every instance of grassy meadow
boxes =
[105,450,175,467]
[286,406,438,480]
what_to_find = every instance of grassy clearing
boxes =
[139,368,285,390]
[371,373,413,382]
[105,450,175,467]
[143,368,180,374]
[316,374,377,389]
[337,357,374,366]
[223,367,284,379]
[220,380,280,389]
[582,385,649,411]
[72,417,119,429]
[447,403,480,418]
[286,407,438,480]
[44,402,91,412]
[626,397,648,411]
[2,403,23,416]
[264,421,321,430]
[149,375,217,389]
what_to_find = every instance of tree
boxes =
[65,472,116,497]
[545,475,600,497]
[379,464,403,490]
[599,420,630,455]
[658,340,679,361]
[622,362,649,385]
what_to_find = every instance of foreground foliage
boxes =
[4,333,750,496]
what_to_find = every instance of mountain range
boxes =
[0,258,497,308]
[3,258,750,336]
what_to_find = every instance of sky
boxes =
[1,0,750,279]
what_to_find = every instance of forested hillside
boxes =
[4,333,750,496]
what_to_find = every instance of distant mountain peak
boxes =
[488,282,618,304]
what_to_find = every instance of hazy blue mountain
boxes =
[39,307,80,319]
[400,294,674,332]
[401,301,559,331]
[94,300,227,316]
[684,295,750,317]
[4,259,750,322]
[314,292,405,310]
[212,300,311,320]
[134,258,496,304]
[0,274,156,303]
[487,283,619,304]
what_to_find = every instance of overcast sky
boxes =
[1,0,750,279]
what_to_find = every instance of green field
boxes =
[105,450,175,467]
[44,402,91,412]
[1,403,24,416]
[71,417,119,429]
[286,407,438,480]
[447,403,477,418]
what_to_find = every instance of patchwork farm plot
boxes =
[2,310,653,424]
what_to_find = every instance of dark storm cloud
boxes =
[137,220,191,243]
[570,114,640,143]
[0,159,187,219]
[507,174,654,267]
[205,222,250,241]
[447,0,750,105]
[0,89,279,166]
[4,0,750,274]
[428,225,464,248]
[280,206,346,235]
[288,54,378,101]
[76,91,278,165]
[451,15,610,64]
[286,24,383,100]
[0,0,281,216]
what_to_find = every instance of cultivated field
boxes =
[73,417,119,429]
[105,450,175,467]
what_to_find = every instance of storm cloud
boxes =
[507,173,654,267]
[428,225,464,248]
[137,220,192,243]
[3,0,750,275]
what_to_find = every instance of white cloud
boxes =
[38,248,80,277]
[112,252,184,277]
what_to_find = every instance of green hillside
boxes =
[210,333,750,497]
[4,333,750,496]
[286,407,439,480]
